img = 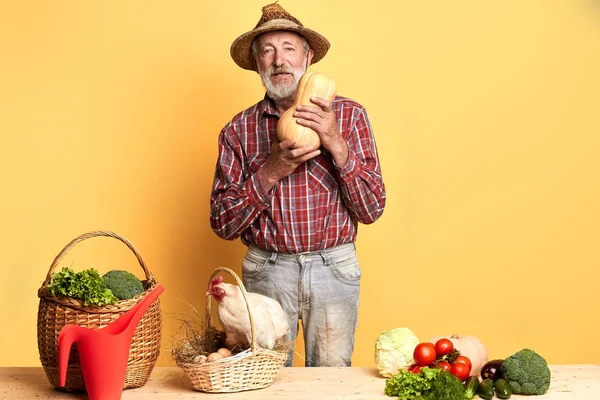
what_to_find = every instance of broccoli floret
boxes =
[102,270,144,300]
[502,348,551,395]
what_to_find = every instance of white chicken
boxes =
[206,276,289,350]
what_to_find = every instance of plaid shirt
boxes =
[210,95,386,254]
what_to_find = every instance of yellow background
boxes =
[1,0,599,369]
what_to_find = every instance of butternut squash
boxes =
[276,71,337,149]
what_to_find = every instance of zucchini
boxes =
[494,378,513,399]
[464,376,480,399]
[478,378,495,400]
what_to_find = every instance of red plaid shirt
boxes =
[210,95,386,254]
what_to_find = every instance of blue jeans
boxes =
[241,243,361,367]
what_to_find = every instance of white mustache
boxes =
[266,68,293,77]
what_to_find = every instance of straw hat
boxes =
[230,2,330,71]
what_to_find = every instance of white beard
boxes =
[259,66,305,103]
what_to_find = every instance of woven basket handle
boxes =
[205,267,258,352]
[40,230,154,287]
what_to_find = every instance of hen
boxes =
[207,276,289,350]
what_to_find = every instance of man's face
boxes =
[254,31,314,102]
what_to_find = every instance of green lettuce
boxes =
[47,267,118,306]
[385,367,465,400]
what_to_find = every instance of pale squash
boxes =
[277,71,337,149]
[430,334,489,376]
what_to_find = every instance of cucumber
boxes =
[478,378,495,400]
[464,376,480,399]
[494,378,513,399]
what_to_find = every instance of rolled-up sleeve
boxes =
[210,126,271,240]
[334,107,386,225]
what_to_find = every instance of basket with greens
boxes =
[37,231,162,392]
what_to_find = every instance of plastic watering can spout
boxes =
[58,285,164,400]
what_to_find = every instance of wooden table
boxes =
[1,365,599,399]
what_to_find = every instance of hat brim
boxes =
[230,19,330,71]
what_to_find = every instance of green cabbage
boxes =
[375,327,420,378]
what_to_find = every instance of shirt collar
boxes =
[259,94,280,118]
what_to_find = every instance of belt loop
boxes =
[320,249,330,267]
[268,251,278,264]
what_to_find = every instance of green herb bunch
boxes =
[47,267,118,306]
[385,367,465,400]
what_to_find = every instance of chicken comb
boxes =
[211,276,224,286]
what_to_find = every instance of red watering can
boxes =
[58,285,165,400]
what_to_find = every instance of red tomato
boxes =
[411,365,422,374]
[434,338,454,356]
[413,342,437,366]
[408,363,417,372]
[454,355,472,371]
[451,362,471,381]
[437,361,452,373]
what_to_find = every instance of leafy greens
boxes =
[384,367,465,400]
[47,267,118,306]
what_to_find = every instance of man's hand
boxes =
[294,97,348,166]
[258,139,321,192]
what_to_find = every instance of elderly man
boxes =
[210,3,386,367]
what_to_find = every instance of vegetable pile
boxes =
[379,329,552,399]
[47,267,144,306]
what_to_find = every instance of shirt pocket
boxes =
[307,159,337,193]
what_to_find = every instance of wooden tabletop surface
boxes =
[1,365,599,399]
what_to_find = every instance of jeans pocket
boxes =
[241,250,271,282]
[329,255,361,286]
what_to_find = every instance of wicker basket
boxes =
[177,267,288,393]
[37,230,162,392]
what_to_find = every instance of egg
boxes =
[217,348,232,358]
[207,352,224,362]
